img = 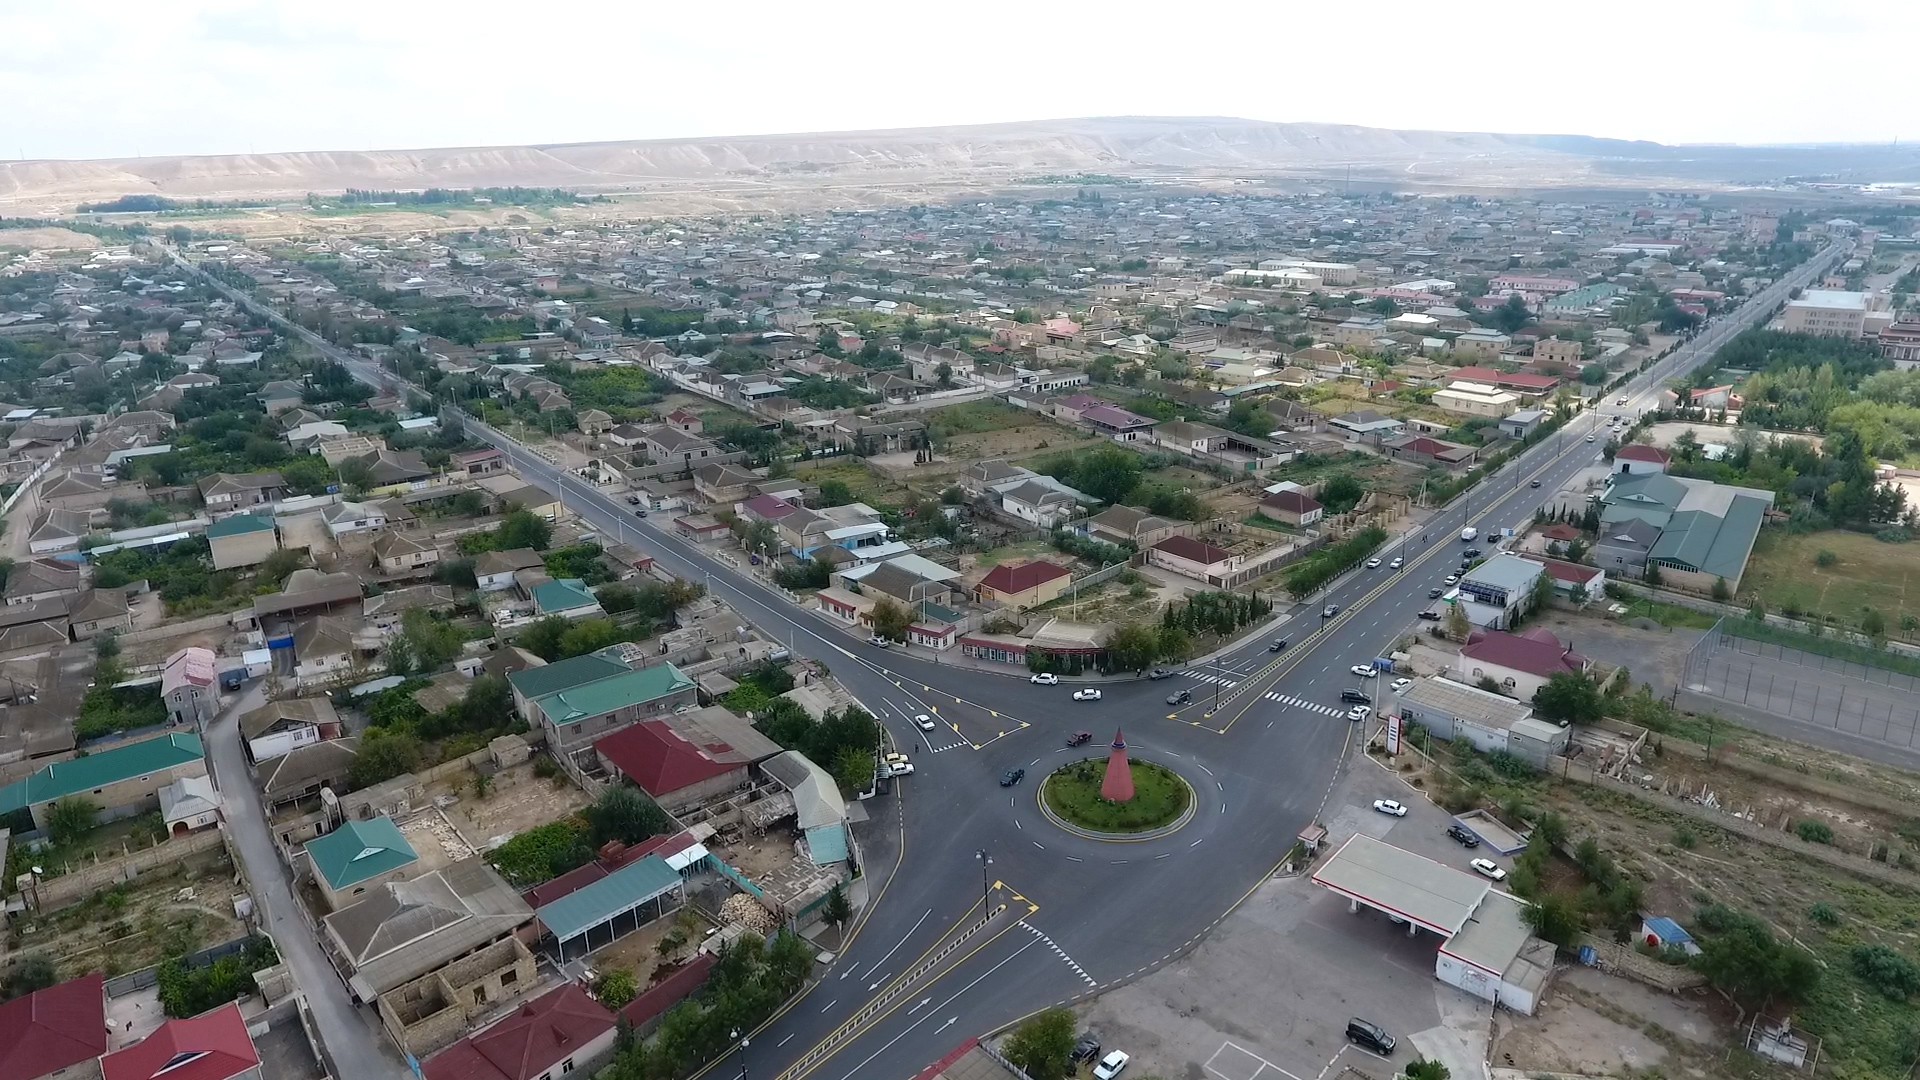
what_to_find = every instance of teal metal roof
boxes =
[532,578,599,615]
[207,514,276,538]
[0,733,204,816]
[1649,495,1769,580]
[804,824,849,865]
[305,816,418,890]
[507,653,628,700]
[536,854,681,943]
[534,663,694,724]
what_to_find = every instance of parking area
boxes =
[1073,755,1496,1080]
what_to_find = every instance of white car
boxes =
[1346,705,1372,722]
[1093,1050,1131,1080]
[885,762,915,777]
[1372,799,1407,817]
[1073,689,1104,702]
[913,713,937,731]
[1617,396,1629,405]
[1365,557,1381,568]
[1030,673,1059,686]
[868,635,892,648]
[1470,858,1507,882]
[1443,574,1459,585]
[1390,678,1413,694]
[1388,557,1402,569]
[1350,665,1378,678]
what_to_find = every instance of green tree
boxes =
[1156,625,1191,662]
[1,954,57,1000]
[822,882,853,930]
[935,362,954,388]
[1691,910,1821,1008]
[349,728,422,789]
[1863,606,1888,645]
[1070,447,1144,504]
[1522,892,1585,947]
[741,520,781,559]
[596,968,638,1010]
[1529,570,1554,614]
[830,745,875,794]
[1103,622,1161,673]
[258,547,304,586]
[1319,473,1365,514]
[46,796,100,846]
[496,509,553,551]
[585,785,674,847]
[388,609,466,674]
[1532,672,1604,725]
[868,598,913,642]
[817,478,852,507]
[516,616,571,661]
[1003,1007,1078,1080]
[1406,1060,1452,1080]
[1444,603,1471,643]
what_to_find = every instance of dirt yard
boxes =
[1493,965,1724,1076]
[585,910,705,989]
[426,760,593,849]
[17,847,244,982]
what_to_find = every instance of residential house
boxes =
[358,449,433,491]
[998,480,1078,528]
[252,569,363,623]
[1079,404,1157,443]
[1455,628,1591,700]
[958,459,1034,498]
[1433,382,1520,418]
[1498,410,1549,441]
[323,499,389,538]
[240,696,341,763]
[1082,505,1185,548]
[692,463,757,506]
[160,646,218,727]
[1590,517,1662,577]
[100,1002,259,1080]
[1613,444,1671,475]
[290,613,361,687]
[159,773,222,835]
[1453,554,1547,630]
[1532,337,1583,367]
[373,532,440,576]
[850,560,954,609]
[66,588,130,640]
[1451,328,1512,360]
[453,448,507,478]
[38,469,121,513]
[529,578,605,621]
[207,513,279,569]
[322,857,534,1003]
[28,507,93,554]
[258,379,307,413]
[1148,535,1235,583]
[594,707,782,812]
[421,983,618,1080]
[974,560,1074,608]
[831,418,927,456]
[307,816,420,909]
[1328,411,1404,445]
[199,471,286,513]
[0,732,207,831]
[577,409,613,437]
[1518,555,1606,604]
[475,548,546,591]
[1256,489,1325,527]
[639,426,718,468]
[507,655,698,763]
[258,737,361,810]
[1384,435,1480,470]
[0,972,107,1080]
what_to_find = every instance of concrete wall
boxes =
[28,827,227,913]
[377,936,538,1057]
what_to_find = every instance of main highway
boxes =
[173,242,1840,1078]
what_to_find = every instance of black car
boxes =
[1072,1036,1102,1065]
[1417,609,1442,621]
[1066,731,1093,747]
[1146,668,1173,680]
[1166,689,1192,706]
[1269,638,1289,652]
[1447,824,1481,848]
[1428,587,1443,599]
[1000,767,1026,787]
[1530,479,1542,488]
[1464,548,1482,558]
[1346,1019,1396,1056]
[635,509,649,518]
[1340,689,1372,704]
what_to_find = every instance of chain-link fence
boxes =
[1681,618,1920,750]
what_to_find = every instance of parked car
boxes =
[1443,574,1459,585]
[913,713,936,731]
[1066,731,1093,747]
[1269,638,1289,652]
[883,753,910,766]
[1030,673,1059,686]
[1470,857,1508,881]
[1464,548,1482,559]
[1072,1035,1102,1066]
[1000,767,1026,787]
[868,636,892,648]
[1586,434,1596,443]
[1417,609,1442,621]
[1346,1019,1396,1056]
[626,494,642,505]
[885,762,915,777]
[635,509,649,518]
[1346,705,1372,722]
[1340,689,1372,704]
[1447,824,1481,848]
[1365,557,1381,568]
[1166,689,1192,706]
[1390,678,1413,694]
[1372,799,1407,817]
[1350,664,1378,678]
[1073,689,1103,702]
[1146,668,1172,680]
[1093,1050,1131,1080]
[1617,396,1630,405]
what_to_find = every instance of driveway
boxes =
[206,683,409,1080]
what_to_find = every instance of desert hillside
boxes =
[4,116,1916,212]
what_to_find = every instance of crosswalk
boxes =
[1184,671,1240,687]
[1261,692,1346,717]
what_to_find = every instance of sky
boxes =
[4,0,1911,161]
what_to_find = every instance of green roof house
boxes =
[0,732,206,831]
[305,816,419,907]
[509,654,697,757]
[531,578,605,620]
[206,512,280,570]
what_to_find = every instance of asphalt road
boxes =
[172,241,1841,1079]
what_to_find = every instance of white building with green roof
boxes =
[306,816,420,908]
[507,653,697,761]
[0,732,206,831]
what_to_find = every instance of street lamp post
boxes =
[730,1029,750,1080]
[976,849,992,913]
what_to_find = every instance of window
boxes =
[562,1059,576,1074]
[501,967,518,986]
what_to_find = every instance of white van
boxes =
[1459,527,1478,542]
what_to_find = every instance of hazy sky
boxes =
[5,0,1909,160]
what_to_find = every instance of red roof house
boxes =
[0,972,107,1080]
[1614,444,1671,474]
[1447,366,1559,393]
[592,714,778,810]
[974,560,1073,606]
[1457,628,1590,693]
[423,983,617,1080]
[619,953,719,1032]
[1149,535,1234,580]
[1257,489,1325,526]
[100,1002,257,1080]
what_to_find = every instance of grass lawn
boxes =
[1043,758,1191,832]
[790,459,908,508]
[974,540,1054,568]
[928,399,1027,438]
[1741,529,1920,630]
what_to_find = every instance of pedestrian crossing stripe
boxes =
[1260,692,1343,716]
[1185,672,1239,686]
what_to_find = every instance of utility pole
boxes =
[976,849,992,913]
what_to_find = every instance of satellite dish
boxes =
[30,867,43,876]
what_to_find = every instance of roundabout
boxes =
[1036,733,1198,841]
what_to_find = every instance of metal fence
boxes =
[1681,619,1920,750]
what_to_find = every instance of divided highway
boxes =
[174,242,1840,1079]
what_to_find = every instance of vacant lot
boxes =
[928,400,1104,464]
[1741,529,1920,628]
[19,848,243,982]
[790,459,912,508]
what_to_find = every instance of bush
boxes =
[1816,549,1838,567]
[1794,819,1834,844]
[157,938,278,1018]
[1851,944,1920,1000]
[1673,825,1697,849]
[486,821,592,886]
[1808,903,1840,926]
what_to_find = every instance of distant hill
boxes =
[4,116,1918,210]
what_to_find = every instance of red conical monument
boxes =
[1100,729,1135,803]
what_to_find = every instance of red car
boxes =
[1066,731,1093,747]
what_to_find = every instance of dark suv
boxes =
[1447,824,1481,848]
[1340,689,1372,704]
[1071,1035,1102,1065]
[1000,767,1026,787]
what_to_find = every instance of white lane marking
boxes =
[830,934,1045,1080]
